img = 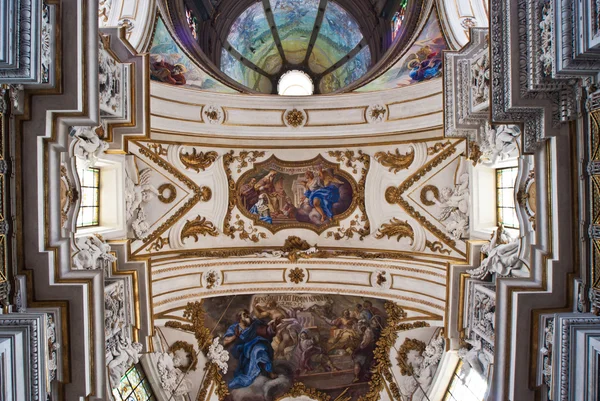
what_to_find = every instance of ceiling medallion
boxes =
[284,108,306,128]
[202,104,224,125]
[366,104,387,124]
[287,267,306,284]
[203,269,222,290]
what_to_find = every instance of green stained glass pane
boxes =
[127,367,141,387]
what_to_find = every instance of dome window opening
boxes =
[278,70,314,96]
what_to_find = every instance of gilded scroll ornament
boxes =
[375,218,451,255]
[420,185,441,206]
[157,183,176,203]
[148,142,168,156]
[328,150,362,173]
[147,236,169,252]
[181,216,219,242]
[179,148,218,172]
[326,214,370,240]
[375,218,414,242]
[374,147,415,173]
[165,301,212,351]
[427,141,452,156]
[279,382,331,401]
[224,150,266,173]
[468,141,483,166]
[228,215,267,243]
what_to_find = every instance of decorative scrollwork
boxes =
[228,216,267,243]
[179,148,218,172]
[147,237,169,252]
[397,338,427,375]
[165,301,212,351]
[420,185,441,206]
[326,214,370,240]
[281,382,330,401]
[225,150,266,174]
[425,240,451,255]
[374,147,415,173]
[181,216,219,242]
[427,141,452,155]
[375,218,414,242]
[157,183,176,203]
[328,150,361,173]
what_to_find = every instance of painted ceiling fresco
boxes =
[125,139,469,261]
[155,295,445,401]
[219,0,371,93]
[354,10,447,92]
[272,0,319,64]
[149,18,237,92]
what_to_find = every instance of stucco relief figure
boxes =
[458,338,491,378]
[72,234,117,270]
[202,294,389,401]
[125,158,158,240]
[480,124,521,164]
[107,337,143,389]
[156,351,194,396]
[467,225,530,280]
[437,166,470,239]
[237,157,354,228]
[397,336,444,400]
[72,125,109,167]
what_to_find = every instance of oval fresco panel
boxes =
[235,155,358,233]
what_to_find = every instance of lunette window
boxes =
[76,166,100,228]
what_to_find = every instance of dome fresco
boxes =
[220,0,372,94]
[354,11,446,92]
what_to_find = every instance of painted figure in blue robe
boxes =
[223,309,279,389]
[301,169,343,223]
[250,193,273,224]
[408,48,442,82]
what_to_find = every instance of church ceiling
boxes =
[125,139,468,260]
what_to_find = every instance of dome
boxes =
[175,0,418,94]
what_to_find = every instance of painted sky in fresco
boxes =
[219,0,370,93]
[271,0,319,64]
[312,1,363,72]
[149,18,237,92]
[226,3,283,74]
[320,46,371,93]
[354,11,447,92]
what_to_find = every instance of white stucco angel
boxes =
[458,337,492,378]
[437,162,470,240]
[72,125,109,167]
[124,157,158,240]
[467,225,530,280]
[124,158,158,221]
[156,351,194,396]
[481,124,521,164]
[107,336,143,389]
[72,234,117,270]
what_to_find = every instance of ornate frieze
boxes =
[98,37,128,120]
[0,0,43,83]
